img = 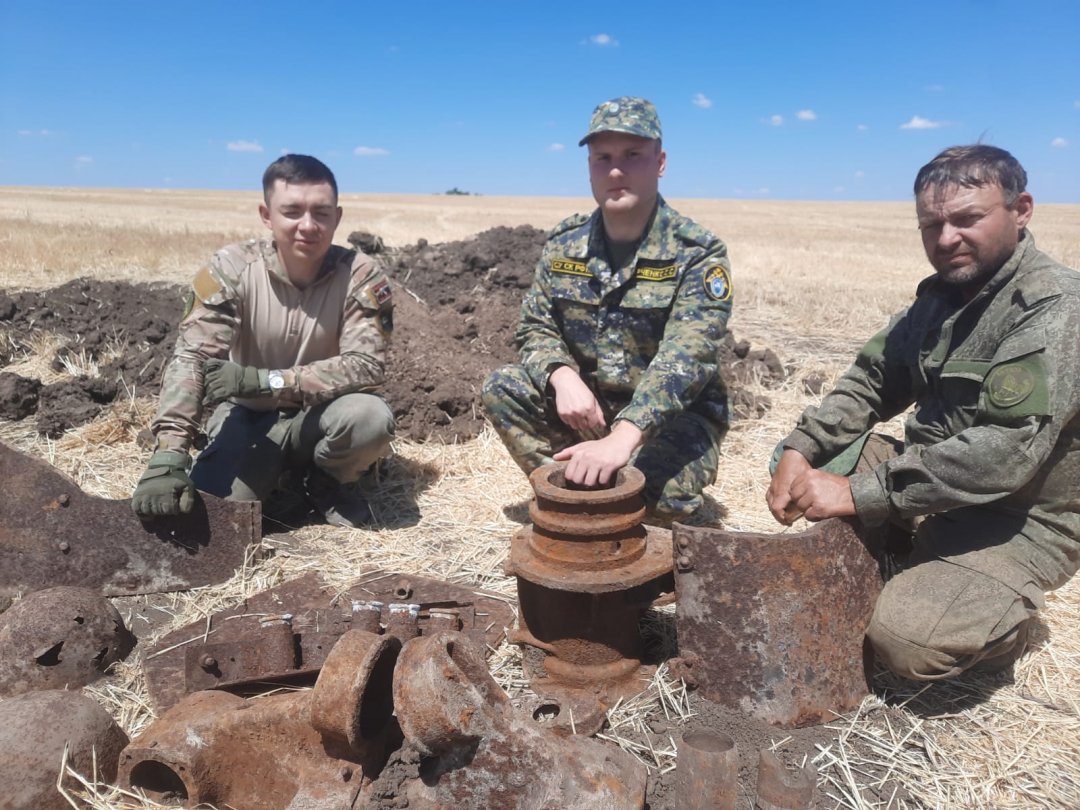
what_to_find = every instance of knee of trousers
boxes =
[315,394,395,453]
[866,557,1038,680]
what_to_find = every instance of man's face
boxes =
[259,179,342,269]
[916,182,1033,291]
[587,132,666,218]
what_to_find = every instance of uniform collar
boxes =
[566,196,680,264]
[260,239,342,288]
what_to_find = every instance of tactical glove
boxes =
[202,359,270,406]
[131,450,196,517]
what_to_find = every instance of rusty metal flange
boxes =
[143,570,516,711]
[0,586,135,697]
[0,441,260,597]
[672,518,882,728]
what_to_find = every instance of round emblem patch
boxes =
[703,265,732,301]
[986,363,1035,408]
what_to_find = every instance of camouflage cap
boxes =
[579,96,662,146]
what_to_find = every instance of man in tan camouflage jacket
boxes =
[767,145,1080,680]
[132,154,395,528]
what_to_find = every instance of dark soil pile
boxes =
[0,227,786,440]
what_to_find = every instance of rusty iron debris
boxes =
[0,441,260,598]
[0,585,135,697]
[394,630,648,809]
[507,462,673,704]
[142,570,516,711]
[671,518,883,728]
[123,628,645,810]
[0,689,129,810]
[756,749,817,810]
[120,628,400,810]
[674,730,739,810]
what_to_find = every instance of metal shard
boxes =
[672,518,883,728]
[0,441,259,597]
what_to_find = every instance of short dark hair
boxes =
[261,154,338,203]
[913,145,1028,207]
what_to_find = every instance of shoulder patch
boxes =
[548,212,590,238]
[366,278,393,308]
[703,264,733,301]
[550,258,591,278]
[192,266,223,303]
[986,363,1036,408]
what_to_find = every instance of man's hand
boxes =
[549,366,606,434]
[203,359,270,406]
[766,449,856,524]
[132,450,196,518]
[554,421,644,487]
[766,448,812,524]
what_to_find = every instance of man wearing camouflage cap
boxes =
[132,154,395,528]
[483,97,733,519]
[766,145,1080,680]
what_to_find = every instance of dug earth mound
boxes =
[0,226,786,439]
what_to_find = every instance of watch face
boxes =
[269,371,285,390]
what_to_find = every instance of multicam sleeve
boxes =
[515,249,577,392]
[150,253,241,452]
[272,254,391,408]
[615,238,734,432]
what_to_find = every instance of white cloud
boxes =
[769,114,784,126]
[1075,100,1080,109]
[547,143,565,152]
[18,128,53,137]
[589,33,618,46]
[796,109,817,121]
[925,84,945,93]
[74,155,93,167]
[834,186,846,193]
[901,115,943,130]
[354,146,390,157]
[856,123,869,132]
[854,170,866,179]
[1051,137,1068,148]
[692,93,713,109]
[227,139,264,153]
[756,187,770,195]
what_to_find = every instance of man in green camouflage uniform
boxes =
[482,97,733,519]
[766,145,1080,680]
[132,154,395,528]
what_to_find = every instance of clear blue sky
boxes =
[2,0,1078,201]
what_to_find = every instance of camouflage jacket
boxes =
[152,239,393,452]
[785,233,1080,554]
[515,196,733,433]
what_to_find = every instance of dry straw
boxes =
[2,190,1078,809]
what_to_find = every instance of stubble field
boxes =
[1,186,1078,808]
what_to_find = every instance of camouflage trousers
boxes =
[837,435,1074,680]
[191,393,395,502]
[481,364,724,519]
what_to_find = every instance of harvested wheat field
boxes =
[1,186,1078,809]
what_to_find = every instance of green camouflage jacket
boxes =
[785,233,1080,556]
[516,196,733,433]
[151,238,393,452]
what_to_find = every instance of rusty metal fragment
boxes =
[0,689,129,810]
[119,629,398,810]
[508,462,672,704]
[0,441,260,597]
[143,570,515,711]
[393,631,647,809]
[672,518,882,728]
[756,749,817,809]
[675,730,739,810]
[0,586,135,697]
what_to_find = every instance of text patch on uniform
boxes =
[551,259,591,278]
[635,264,677,282]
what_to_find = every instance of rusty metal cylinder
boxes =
[427,608,461,633]
[386,603,420,640]
[756,750,817,810]
[674,730,739,810]
[351,600,384,634]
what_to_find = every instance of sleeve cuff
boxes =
[849,470,890,527]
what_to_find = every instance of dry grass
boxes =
[1,187,1079,809]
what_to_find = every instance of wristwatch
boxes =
[268,370,285,392]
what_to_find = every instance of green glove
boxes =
[203,359,270,406]
[132,450,196,518]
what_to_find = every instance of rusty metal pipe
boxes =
[674,731,740,810]
[756,750,817,809]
